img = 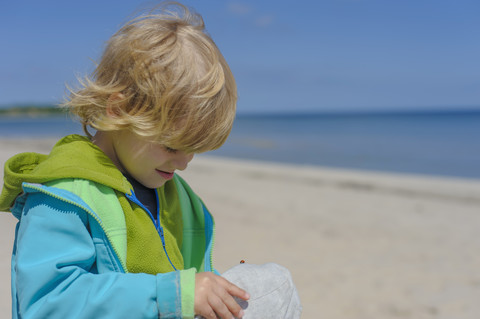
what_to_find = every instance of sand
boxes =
[1,137,480,318]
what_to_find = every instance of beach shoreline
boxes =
[1,137,480,318]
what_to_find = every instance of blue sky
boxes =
[1,0,479,113]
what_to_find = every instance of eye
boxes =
[164,146,178,154]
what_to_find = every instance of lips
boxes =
[156,170,174,180]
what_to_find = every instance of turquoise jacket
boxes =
[0,135,216,318]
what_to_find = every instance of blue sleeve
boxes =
[12,192,190,319]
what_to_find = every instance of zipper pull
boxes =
[157,226,166,247]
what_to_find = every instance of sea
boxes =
[1,110,479,180]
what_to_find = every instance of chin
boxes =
[145,180,167,189]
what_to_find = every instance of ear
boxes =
[106,92,126,118]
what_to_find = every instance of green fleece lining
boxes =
[118,193,185,274]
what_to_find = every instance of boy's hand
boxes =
[195,272,250,319]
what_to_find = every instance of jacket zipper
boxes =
[210,217,216,272]
[125,190,177,271]
[202,204,216,273]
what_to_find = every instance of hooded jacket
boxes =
[0,134,216,318]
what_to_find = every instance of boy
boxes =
[0,2,301,318]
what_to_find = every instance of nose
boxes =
[174,152,194,171]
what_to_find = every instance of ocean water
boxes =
[1,111,479,179]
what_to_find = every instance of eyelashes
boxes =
[164,146,178,154]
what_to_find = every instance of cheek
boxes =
[136,146,173,170]
[134,147,161,168]
[118,143,152,173]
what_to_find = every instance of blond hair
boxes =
[64,2,236,153]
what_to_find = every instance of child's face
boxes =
[110,129,194,189]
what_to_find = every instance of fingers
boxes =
[207,292,241,319]
[195,272,249,319]
[223,278,250,301]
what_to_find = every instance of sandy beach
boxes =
[1,138,480,318]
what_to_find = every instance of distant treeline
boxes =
[0,105,66,117]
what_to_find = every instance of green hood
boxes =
[0,134,131,211]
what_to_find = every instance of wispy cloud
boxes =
[255,15,274,27]
[227,1,275,28]
[227,2,252,16]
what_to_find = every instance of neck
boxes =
[91,131,125,173]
